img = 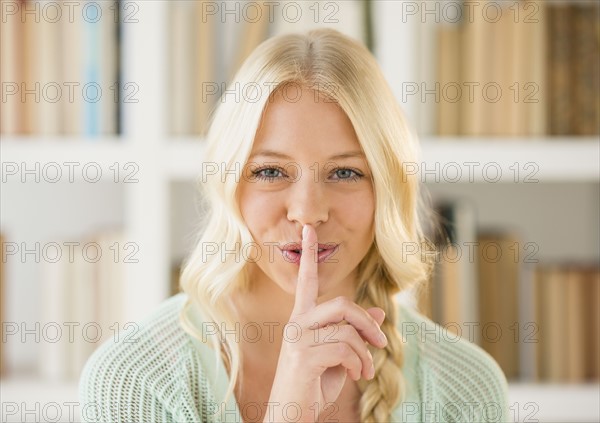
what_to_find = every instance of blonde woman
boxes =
[79,28,509,423]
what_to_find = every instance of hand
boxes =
[264,224,388,423]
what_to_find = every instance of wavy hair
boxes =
[178,28,436,423]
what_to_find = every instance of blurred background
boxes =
[1,0,599,422]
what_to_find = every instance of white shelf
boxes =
[508,382,600,423]
[1,376,599,423]
[166,138,206,181]
[0,376,80,423]
[0,137,133,182]
[420,137,600,182]
[3,137,597,182]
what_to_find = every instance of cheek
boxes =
[336,190,375,228]
[239,190,283,237]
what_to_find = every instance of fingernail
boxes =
[368,363,375,380]
[303,224,309,239]
[379,331,388,346]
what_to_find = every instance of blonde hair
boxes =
[179,28,435,423]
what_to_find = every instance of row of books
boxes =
[530,264,599,382]
[5,0,597,139]
[0,0,368,137]
[418,202,600,382]
[0,228,126,381]
[436,0,599,136]
[1,0,121,136]
[3,223,598,384]
[169,0,368,136]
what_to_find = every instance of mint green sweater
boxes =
[78,293,510,422]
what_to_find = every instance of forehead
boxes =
[251,86,362,155]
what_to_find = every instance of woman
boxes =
[79,28,509,423]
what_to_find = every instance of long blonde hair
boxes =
[179,28,435,423]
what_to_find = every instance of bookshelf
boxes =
[3,134,599,421]
[1,1,599,422]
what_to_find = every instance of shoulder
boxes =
[78,293,212,423]
[395,302,510,423]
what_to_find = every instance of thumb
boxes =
[366,307,385,327]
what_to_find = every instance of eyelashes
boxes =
[251,166,364,183]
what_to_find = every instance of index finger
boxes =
[292,224,319,315]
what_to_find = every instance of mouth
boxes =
[280,244,339,265]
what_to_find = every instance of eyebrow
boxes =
[249,149,366,161]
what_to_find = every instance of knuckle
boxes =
[335,342,352,356]
[336,324,351,338]
[366,348,374,364]
[338,324,357,342]
[333,295,350,308]
[352,353,362,369]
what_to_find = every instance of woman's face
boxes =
[237,86,375,298]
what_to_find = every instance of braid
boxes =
[354,251,406,423]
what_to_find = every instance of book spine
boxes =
[436,22,460,135]
[83,0,100,137]
[548,3,573,135]
[195,0,216,136]
[572,3,600,136]
[61,0,84,135]
[564,266,586,381]
[0,0,25,134]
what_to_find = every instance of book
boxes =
[417,1,440,137]
[488,2,514,136]
[36,228,127,381]
[564,266,586,382]
[536,265,568,381]
[477,232,520,379]
[522,0,548,136]
[0,0,25,135]
[572,3,600,136]
[36,0,61,135]
[231,1,271,81]
[39,247,72,381]
[459,0,491,135]
[69,239,98,380]
[94,228,125,346]
[98,0,119,135]
[61,0,84,135]
[271,0,367,46]
[170,0,197,135]
[419,200,478,340]
[547,3,573,135]
[431,243,461,335]
[195,0,217,136]
[436,22,460,135]
[518,262,538,381]
[82,0,119,136]
[22,0,41,134]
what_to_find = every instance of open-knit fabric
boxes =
[79,293,510,422]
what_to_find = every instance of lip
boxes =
[280,244,339,265]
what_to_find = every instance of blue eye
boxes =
[332,168,363,182]
[252,167,285,181]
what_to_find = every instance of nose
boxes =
[286,172,329,229]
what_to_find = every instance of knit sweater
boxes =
[78,293,510,422]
